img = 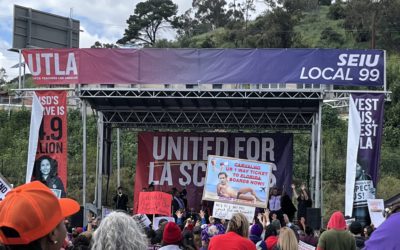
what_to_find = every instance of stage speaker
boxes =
[306,208,321,230]
[70,206,84,228]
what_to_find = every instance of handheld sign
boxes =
[203,155,271,208]
[137,191,172,216]
[212,201,256,223]
[0,173,12,200]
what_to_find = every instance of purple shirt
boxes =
[364,212,400,249]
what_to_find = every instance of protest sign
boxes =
[299,241,316,250]
[137,191,172,216]
[133,214,152,228]
[152,216,175,230]
[367,199,385,227]
[212,201,256,223]
[0,173,12,200]
[203,155,271,208]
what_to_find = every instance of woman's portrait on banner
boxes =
[33,155,66,198]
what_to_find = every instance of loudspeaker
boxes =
[70,206,84,228]
[306,208,321,230]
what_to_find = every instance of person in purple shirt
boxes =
[364,204,400,249]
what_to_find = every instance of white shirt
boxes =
[269,195,281,211]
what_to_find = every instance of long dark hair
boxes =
[33,155,59,181]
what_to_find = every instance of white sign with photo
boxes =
[212,201,256,222]
[367,199,385,228]
[152,216,175,230]
[133,214,152,228]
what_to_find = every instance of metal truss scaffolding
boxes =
[77,86,389,228]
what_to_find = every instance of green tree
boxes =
[343,0,374,43]
[192,0,232,31]
[327,1,346,20]
[0,67,7,86]
[247,7,300,48]
[172,9,207,37]
[91,41,119,48]
[375,0,400,51]
[118,0,178,47]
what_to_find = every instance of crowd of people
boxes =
[0,182,399,250]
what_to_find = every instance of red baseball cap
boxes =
[0,181,80,245]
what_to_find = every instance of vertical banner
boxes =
[26,92,44,183]
[134,132,293,213]
[33,91,68,198]
[345,93,385,226]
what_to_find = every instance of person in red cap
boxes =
[317,211,356,250]
[159,222,183,250]
[208,213,256,250]
[0,181,80,250]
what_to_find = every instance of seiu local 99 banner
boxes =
[134,132,293,212]
[33,91,67,198]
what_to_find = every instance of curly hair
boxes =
[91,212,148,250]
[226,213,250,238]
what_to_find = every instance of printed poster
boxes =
[203,155,271,208]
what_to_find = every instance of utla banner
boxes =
[33,91,68,198]
[23,48,384,86]
[137,191,172,216]
[345,93,385,225]
[134,132,293,213]
[212,201,256,223]
[0,173,12,200]
[203,155,271,208]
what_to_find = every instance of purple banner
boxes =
[351,93,385,225]
[134,132,293,212]
[23,48,384,86]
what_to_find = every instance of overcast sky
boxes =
[0,0,267,79]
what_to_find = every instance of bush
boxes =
[319,0,331,6]
[320,27,344,44]
[327,2,346,20]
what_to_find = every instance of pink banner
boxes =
[22,48,384,86]
[22,49,139,84]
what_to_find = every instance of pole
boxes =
[371,10,376,49]
[18,50,22,90]
[97,112,104,213]
[310,116,316,204]
[315,101,323,228]
[82,100,87,227]
[117,128,121,187]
